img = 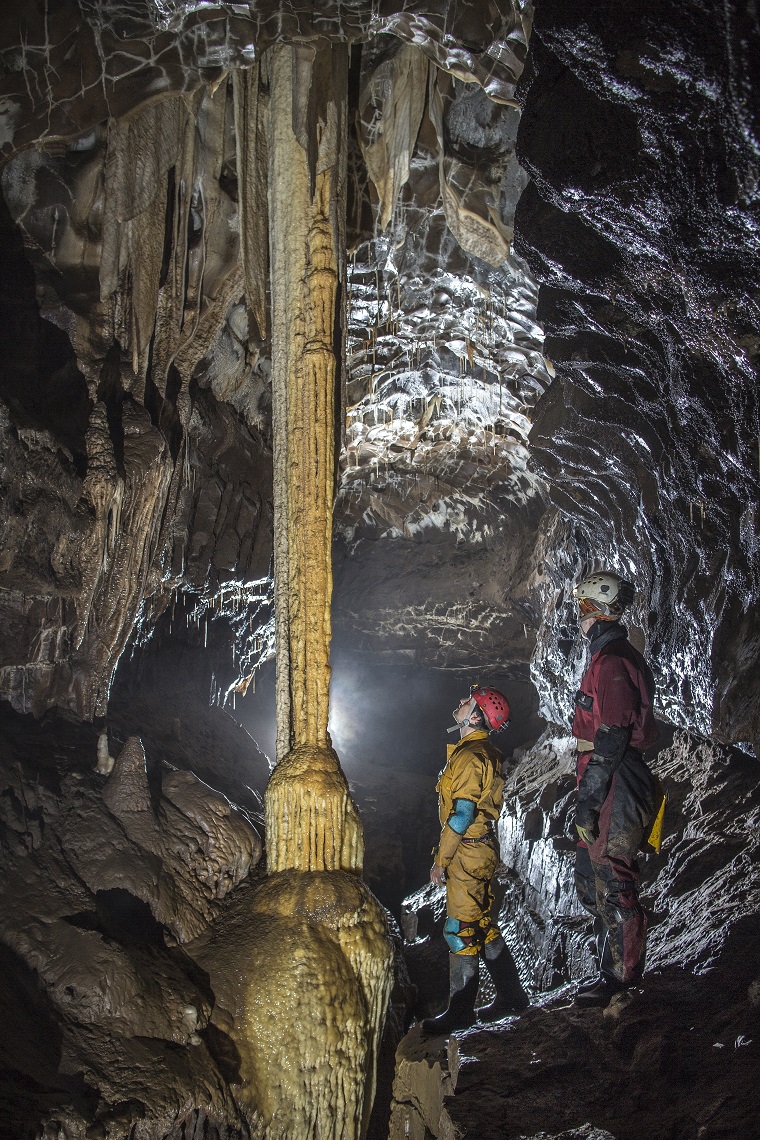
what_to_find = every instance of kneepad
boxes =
[444,916,480,955]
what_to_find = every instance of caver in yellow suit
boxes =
[421,717,529,1036]
[436,731,504,951]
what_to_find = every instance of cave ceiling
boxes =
[0,0,758,752]
[0,0,552,729]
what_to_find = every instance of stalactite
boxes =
[357,42,428,230]
[232,63,268,340]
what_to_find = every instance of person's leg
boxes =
[576,779,646,1006]
[464,844,528,1018]
[421,847,483,1034]
[420,949,479,1035]
[574,841,614,998]
[477,929,529,1019]
[449,841,529,1021]
[574,841,599,917]
[594,857,647,984]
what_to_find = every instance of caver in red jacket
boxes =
[573,625,658,753]
[572,622,660,985]
[573,623,659,850]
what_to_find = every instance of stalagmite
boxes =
[237,44,393,1140]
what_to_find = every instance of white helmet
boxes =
[573,572,634,622]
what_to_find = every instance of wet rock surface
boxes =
[0,0,758,1136]
[516,0,760,746]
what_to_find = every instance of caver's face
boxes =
[580,614,597,635]
[452,695,476,725]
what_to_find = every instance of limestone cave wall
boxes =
[0,1,759,1138]
[515,0,760,749]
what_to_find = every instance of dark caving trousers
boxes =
[575,842,647,985]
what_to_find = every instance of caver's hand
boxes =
[430,863,446,888]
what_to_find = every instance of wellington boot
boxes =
[574,975,625,1008]
[477,944,529,1021]
[575,974,606,996]
[421,954,479,1036]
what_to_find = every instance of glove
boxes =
[593,723,631,764]
[575,821,598,845]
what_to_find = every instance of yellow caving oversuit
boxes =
[422,731,528,1034]
[435,731,504,951]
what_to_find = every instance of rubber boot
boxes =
[477,938,529,1021]
[574,976,625,1007]
[576,919,609,995]
[575,930,624,1007]
[421,953,479,1036]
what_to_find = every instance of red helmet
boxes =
[470,685,510,732]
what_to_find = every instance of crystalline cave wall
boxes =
[1,1,759,1138]
[516,0,760,750]
[393,4,760,1135]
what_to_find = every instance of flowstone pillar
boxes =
[238,45,394,1140]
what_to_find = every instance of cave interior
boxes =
[0,1,759,1139]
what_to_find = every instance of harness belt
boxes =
[461,832,495,845]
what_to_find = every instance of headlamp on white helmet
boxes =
[573,572,634,622]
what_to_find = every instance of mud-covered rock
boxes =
[0,705,264,1138]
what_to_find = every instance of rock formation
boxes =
[239,42,394,1140]
[0,708,264,1138]
[0,0,758,1137]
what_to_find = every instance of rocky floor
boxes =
[392,960,760,1140]
[448,963,760,1140]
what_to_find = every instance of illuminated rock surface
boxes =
[517,0,760,744]
[0,0,758,1136]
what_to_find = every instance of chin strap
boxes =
[447,697,479,735]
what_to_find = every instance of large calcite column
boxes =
[263,41,363,874]
[237,45,393,1140]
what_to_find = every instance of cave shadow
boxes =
[0,943,99,1140]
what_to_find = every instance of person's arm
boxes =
[576,657,637,839]
[432,798,476,871]
[430,750,483,881]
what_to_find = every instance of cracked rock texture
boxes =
[516,0,760,747]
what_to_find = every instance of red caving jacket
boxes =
[573,626,660,857]
[573,631,658,752]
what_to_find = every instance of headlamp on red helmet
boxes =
[469,684,510,732]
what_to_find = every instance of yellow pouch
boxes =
[645,778,667,853]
